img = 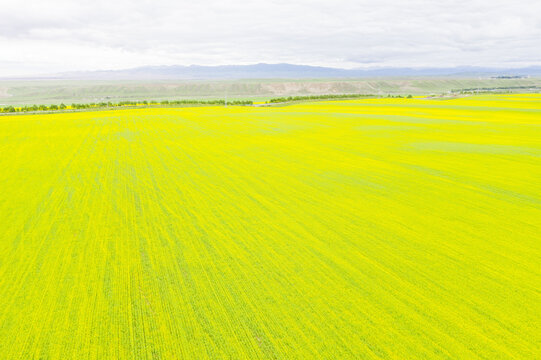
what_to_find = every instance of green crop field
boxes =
[0,94,539,359]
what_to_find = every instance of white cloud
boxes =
[0,0,540,76]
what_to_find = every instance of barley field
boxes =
[0,95,539,359]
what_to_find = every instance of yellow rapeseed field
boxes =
[0,95,539,359]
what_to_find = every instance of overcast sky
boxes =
[1,0,540,76]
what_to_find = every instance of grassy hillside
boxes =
[1,77,540,106]
[0,95,539,358]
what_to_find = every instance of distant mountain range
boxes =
[15,63,541,80]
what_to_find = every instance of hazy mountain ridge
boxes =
[20,63,541,80]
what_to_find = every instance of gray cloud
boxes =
[0,0,540,76]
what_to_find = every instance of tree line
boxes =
[0,99,254,113]
[266,94,415,103]
[266,94,381,103]
[1,93,424,113]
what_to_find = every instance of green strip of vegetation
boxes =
[0,99,254,113]
[266,94,374,103]
[265,93,413,104]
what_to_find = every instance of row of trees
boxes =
[0,93,421,113]
[0,99,254,113]
[388,94,413,98]
[267,94,376,103]
[162,99,252,105]
[1,104,68,112]
[266,94,416,104]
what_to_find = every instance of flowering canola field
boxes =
[0,95,540,359]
